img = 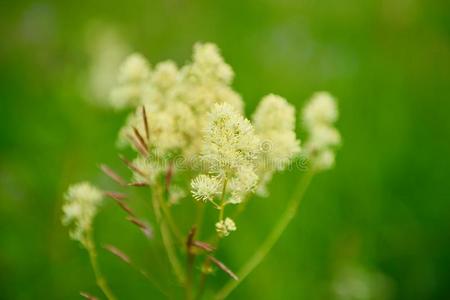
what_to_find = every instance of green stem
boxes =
[185,252,195,300]
[158,193,184,244]
[152,185,186,285]
[219,179,228,222]
[215,171,314,300]
[85,230,116,300]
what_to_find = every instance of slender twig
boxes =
[141,106,150,142]
[165,161,174,193]
[84,230,116,300]
[133,126,148,150]
[124,214,153,239]
[193,240,215,252]
[215,171,314,299]
[119,154,147,177]
[208,255,238,281]
[100,164,127,186]
[103,244,169,297]
[104,191,127,201]
[128,182,149,187]
[127,133,149,157]
[185,227,197,300]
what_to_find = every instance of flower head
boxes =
[151,60,179,91]
[191,175,221,202]
[215,217,237,237]
[228,165,258,204]
[192,43,234,84]
[302,92,340,171]
[117,53,151,83]
[62,182,103,245]
[110,53,151,110]
[303,91,338,129]
[201,103,260,176]
[252,94,301,195]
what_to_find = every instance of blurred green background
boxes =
[1,0,450,299]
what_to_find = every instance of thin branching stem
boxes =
[185,227,197,300]
[215,171,314,299]
[85,230,116,300]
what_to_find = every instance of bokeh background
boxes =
[1,0,450,299]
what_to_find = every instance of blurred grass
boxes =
[1,0,450,299]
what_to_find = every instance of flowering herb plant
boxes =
[62,42,340,299]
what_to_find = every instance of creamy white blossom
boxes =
[228,165,258,204]
[252,94,301,195]
[105,43,340,238]
[307,125,341,150]
[62,182,103,245]
[117,53,151,83]
[191,42,234,84]
[110,53,151,110]
[151,60,179,91]
[253,94,296,132]
[191,174,221,202]
[201,103,260,176]
[303,91,338,129]
[215,217,236,237]
[314,149,336,171]
[302,92,340,171]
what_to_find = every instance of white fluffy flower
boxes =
[62,182,103,244]
[110,53,151,110]
[192,43,234,84]
[252,94,301,195]
[215,217,237,237]
[228,165,258,204]
[191,175,221,202]
[253,94,296,132]
[303,91,338,129]
[307,125,341,150]
[314,149,336,171]
[201,103,260,175]
[151,60,179,90]
[112,42,246,165]
[302,92,340,171]
[117,53,151,83]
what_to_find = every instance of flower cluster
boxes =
[215,218,237,237]
[62,182,103,245]
[111,53,151,110]
[113,43,242,159]
[302,92,341,171]
[252,94,301,196]
[94,43,338,237]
